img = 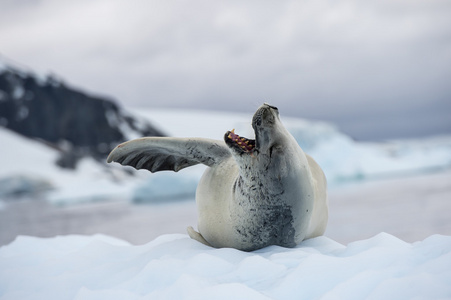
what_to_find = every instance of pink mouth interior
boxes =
[227,130,255,152]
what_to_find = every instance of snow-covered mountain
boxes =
[0,56,164,169]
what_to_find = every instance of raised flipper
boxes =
[107,137,231,172]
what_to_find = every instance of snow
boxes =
[11,85,25,100]
[104,109,149,141]
[0,233,450,299]
[0,57,10,73]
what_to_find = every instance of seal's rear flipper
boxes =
[107,137,231,173]
[187,226,213,247]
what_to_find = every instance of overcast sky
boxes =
[1,0,450,140]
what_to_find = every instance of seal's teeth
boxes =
[231,129,235,134]
[237,141,242,145]
[244,140,249,144]
[228,134,232,139]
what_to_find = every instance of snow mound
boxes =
[1,233,450,300]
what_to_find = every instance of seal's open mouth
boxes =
[225,129,255,153]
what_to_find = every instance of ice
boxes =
[0,233,450,300]
[0,174,53,198]
[132,168,202,204]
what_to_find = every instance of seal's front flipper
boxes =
[107,137,231,173]
[187,226,213,247]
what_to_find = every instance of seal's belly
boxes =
[232,204,297,251]
[195,158,315,251]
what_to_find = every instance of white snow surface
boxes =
[1,233,450,300]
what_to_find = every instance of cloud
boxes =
[1,0,450,139]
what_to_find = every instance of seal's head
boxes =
[224,103,283,157]
[224,102,304,195]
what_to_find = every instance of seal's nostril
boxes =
[264,103,278,110]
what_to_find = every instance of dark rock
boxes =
[0,59,165,169]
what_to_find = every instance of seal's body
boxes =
[108,104,328,251]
